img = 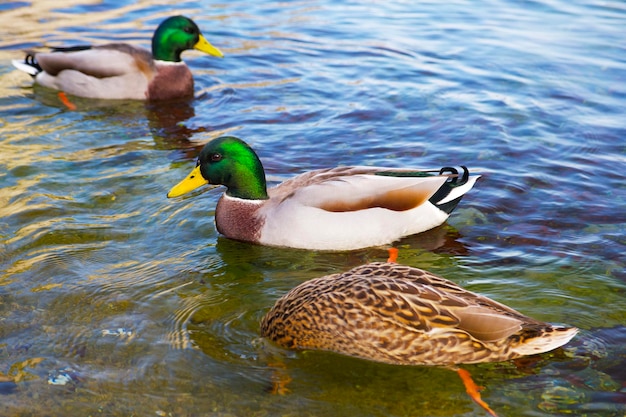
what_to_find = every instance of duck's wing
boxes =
[347,263,577,357]
[344,263,527,341]
[34,44,154,78]
[270,166,473,213]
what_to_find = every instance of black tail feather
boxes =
[24,52,42,76]
[428,166,470,214]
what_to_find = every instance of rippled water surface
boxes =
[1,0,625,416]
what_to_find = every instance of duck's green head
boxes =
[152,15,224,62]
[167,136,269,200]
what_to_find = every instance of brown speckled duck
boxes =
[167,136,480,250]
[261,262,578,366]
[261,260,577,416]
[12,16,223,101]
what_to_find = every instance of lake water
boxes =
[0,0,625,415]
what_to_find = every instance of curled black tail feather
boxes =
[24,52,42,76]
[438,166,469,186]
[428,166,470,214]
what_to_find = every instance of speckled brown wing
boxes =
[346,264,533,364]
[261,262,577,366]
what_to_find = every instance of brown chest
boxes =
[214,197,264,243]
[147,64,194,100]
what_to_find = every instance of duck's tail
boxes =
[512,325,578,357]
[429,166,480,214]
[12,52,41,77]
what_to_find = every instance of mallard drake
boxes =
[12,15,223,101]
[261,261,578,366]
[167,136,480,250]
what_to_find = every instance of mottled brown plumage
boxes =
[261,262,577,366]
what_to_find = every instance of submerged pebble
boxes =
[101,328,134,339]
[48,369,79,387]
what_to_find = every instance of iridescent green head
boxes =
[151,15,223,62]
[168,136,269,200]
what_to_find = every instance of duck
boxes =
[261,261,578,366]
[12,15,223,101]
[167,136,480,251]
[261,258,578,416]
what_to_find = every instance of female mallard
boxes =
[261,261,578,416]
[167,136,480,250]
[12,16,223,101]
[261,262,578,366]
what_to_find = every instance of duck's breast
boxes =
[148,61,194,100]
[215,195,265,243]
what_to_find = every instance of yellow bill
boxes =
[194,35,224,58]
[167,166,209,198]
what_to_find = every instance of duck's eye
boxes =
[184,27,195,34]
[210,153,223,162]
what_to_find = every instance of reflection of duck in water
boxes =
[262,254,578,416]
[392,223,471,256]
[145,100,207,152]
[167,136,480,250]
[13,16,223,101]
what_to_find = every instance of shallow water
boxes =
[0,0,625,416]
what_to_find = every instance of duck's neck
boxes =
[152,44,182,62]
[152,30,183,62]
[224,164,269,201]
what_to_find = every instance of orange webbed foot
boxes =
[457,368,498,417]
[58,92,77,110]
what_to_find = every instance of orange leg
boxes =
[457,368,498,417]
[58,92,77,110]
[387,247,399,263]
[268,361,292,395]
